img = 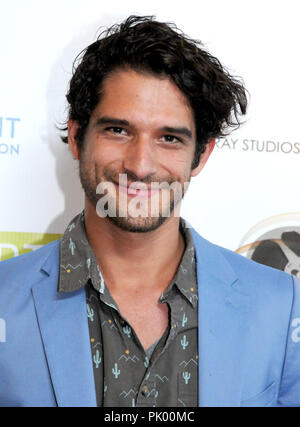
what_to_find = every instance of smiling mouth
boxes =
[114,182,160,198]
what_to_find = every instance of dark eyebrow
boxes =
[93,117,130,128]
[159,126,193,140]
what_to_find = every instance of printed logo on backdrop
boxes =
[0,232,61,261]
[0,116,21,156]
[236,213,300,278]
[216,137,300,154]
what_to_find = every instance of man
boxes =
[0,15,300,407]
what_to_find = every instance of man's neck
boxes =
[84,200,185,294]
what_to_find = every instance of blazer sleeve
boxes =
[278,276,300,406]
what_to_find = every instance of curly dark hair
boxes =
[61,15,248,168]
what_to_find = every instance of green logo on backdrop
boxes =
[0,232,61,261]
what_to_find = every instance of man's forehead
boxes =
[92,68,196,132]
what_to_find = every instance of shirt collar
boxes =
[59,212,197,308]
[160,219,198,309]
[59,211,103,293]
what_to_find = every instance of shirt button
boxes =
[141,385,149,396]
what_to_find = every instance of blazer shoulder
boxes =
[219,243,292,284]
[0,239,61,292]
[218,244,295,312]
[191,226,293,291]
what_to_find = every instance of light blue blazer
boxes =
[0,228,300,407]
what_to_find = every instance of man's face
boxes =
[70,68,207,232]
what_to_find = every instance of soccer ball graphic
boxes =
[250,231,300,278]
[236,214,300,278]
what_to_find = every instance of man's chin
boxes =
[108,215,168,233]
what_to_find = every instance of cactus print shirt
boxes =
[59,212,198,407]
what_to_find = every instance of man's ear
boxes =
[191,138,215,177]
[68,119,80,160]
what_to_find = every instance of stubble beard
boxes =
[79,160,190,233]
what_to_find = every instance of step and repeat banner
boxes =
[0,0,299,277]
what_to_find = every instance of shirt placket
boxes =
[98,288,154,407]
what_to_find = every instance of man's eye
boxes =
[163,135,181,144]
[106,127,126,135]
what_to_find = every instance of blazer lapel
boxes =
[191,229,250,407]
[31,244,97,407]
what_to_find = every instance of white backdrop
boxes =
[0,0,299,261]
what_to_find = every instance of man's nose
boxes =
[123,135,157,181]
